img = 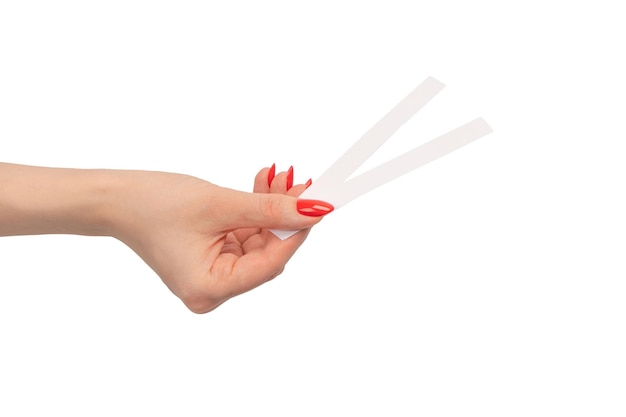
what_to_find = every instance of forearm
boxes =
[0,163,118,237]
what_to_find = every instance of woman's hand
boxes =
[0,163,333,313]
[108,166,331,313]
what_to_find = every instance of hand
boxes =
[109,166,332,313]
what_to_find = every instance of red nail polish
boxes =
[305,178,312,189]
[297,199,334,217]
[286,166,294,191]
[268,163,276,187]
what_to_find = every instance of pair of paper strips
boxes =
[271,77,493,239]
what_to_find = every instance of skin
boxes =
[0,162,324,313]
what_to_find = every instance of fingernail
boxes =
[268,163,276,187]
[297,199,334,217]
[305,178,313,189]
[286,166,294,191]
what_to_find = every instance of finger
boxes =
[213,187,332,232]
[273,166,311,196]
[237,168,311,243]
[220,232,244,257]
[232,225,260,245]
[269,168,291,193]
[234,167,273,242]
[237,165,289,243]
[286,183,308,197]
[234,179,311,243]
[220,228,312,298]
[253,166,273,193]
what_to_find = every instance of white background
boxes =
[1,1,625,415]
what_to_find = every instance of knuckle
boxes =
[178,283,220,314]
[258,194,284,219]
[182,296,218,314]
[268,267,285,281]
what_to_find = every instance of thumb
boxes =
[214,188,334,231]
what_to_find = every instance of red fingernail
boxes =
[305,178,313,189]
[268,163,276,187]
[297,199,334,217]
[286,166,294,191]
